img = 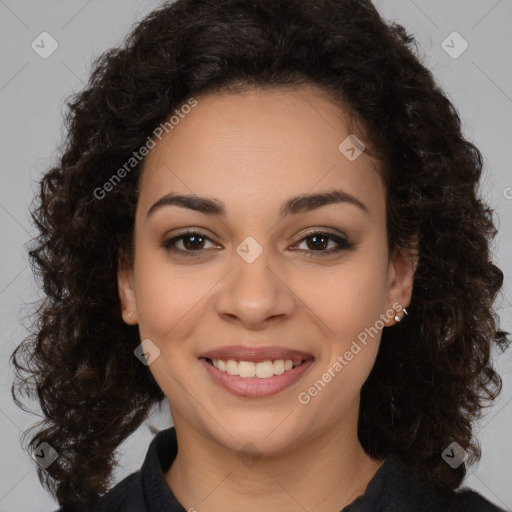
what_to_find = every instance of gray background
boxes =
[1,0,511,510]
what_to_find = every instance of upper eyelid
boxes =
[166,230,219,245]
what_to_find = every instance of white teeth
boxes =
[226,360,238,375]
[273,359,285,375]
[238,361,256,378]
[209,358,304,378]
[256,361,274,378]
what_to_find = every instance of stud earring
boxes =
[128,311,134,318]
[394,307,408,322]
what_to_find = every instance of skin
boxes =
[118,84,417,512]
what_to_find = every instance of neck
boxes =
[165,411,384,512]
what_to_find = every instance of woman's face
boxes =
[118,85,415,455]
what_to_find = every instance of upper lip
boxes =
[199,345,314,363]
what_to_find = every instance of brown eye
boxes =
[292,231,352,257]
[163,231,218,256]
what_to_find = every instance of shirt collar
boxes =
[141,426,186,512]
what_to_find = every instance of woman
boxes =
[11,0,510,510]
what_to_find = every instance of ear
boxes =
[117,255,138,325]
[384,239,418,325]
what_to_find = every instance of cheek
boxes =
[133,253,215,343]
[291,246,389,402]
[294,255,388,418]
[294,249,389,343]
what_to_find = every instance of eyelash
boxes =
[162,229,352,258]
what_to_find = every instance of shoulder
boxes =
[92,471,146,512]
[55,471,145,512]
[407,479,506,511]
[348,454,507,512]
[386,455,507,512]
[53,427,180,512]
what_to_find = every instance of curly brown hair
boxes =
[11,0,510,509]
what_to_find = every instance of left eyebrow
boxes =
[145,189,369,220]
[280,189,369,218]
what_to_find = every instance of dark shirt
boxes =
[58,427,508,511]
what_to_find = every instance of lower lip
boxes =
[199,358,314,398]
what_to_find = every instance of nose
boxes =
[214,245,297,330]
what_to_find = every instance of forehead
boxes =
[137,85,385,219]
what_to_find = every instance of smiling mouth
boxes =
[202,357,312,379]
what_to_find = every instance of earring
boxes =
[128,312,134,318]
[394,307,408,322]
